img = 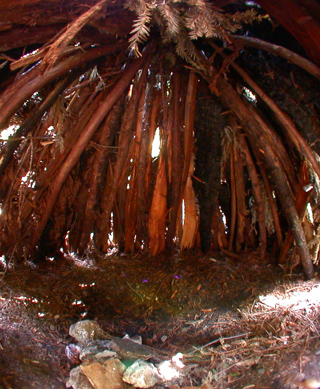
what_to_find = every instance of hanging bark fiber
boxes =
[205,65,315,279]
[0,0,319,279]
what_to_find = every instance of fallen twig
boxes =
[187,332,250,355]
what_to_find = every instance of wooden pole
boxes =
[207,66,314,279]
[27,52,148,256]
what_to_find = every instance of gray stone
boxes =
[80,359,125,389]
[123,359,160,388]
[110,337,153,360]
[123,334,142,344]
[160,335,168,343]
[94,350,117,360]
[69,320,109,345]
[80,341,113,361]
[66,366,93,389]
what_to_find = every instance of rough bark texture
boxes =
[0,0,319,279]
[193,91,225,253]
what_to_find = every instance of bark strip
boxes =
[27,52,148,255]
[238,132,267,257]
[207,66,314,279]
[228,54,320,180]
[0,75,74,177]
[0,42,127,129]
[231,35,320,80]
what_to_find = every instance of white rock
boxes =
[157,360,180,381]
[123,359,160,388]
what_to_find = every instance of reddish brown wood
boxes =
[145,91,161,194]
[233,143,249,252]
[247,104,298,193]
[167,71,184,248]
[124,82,147,253]
[231,35,320,80]
[148,153,167,256]
[77,97,125,254]
[180,71,199,249]
[257,161,284,251]
[210,41,299,192]
[296,0,320,20]
[181,71,198,198]
[133,59,154,250]
[98,62,148,253]
[207,65,314,279]
[40,0,110,71]
[228,142,237,252]
[27,52,148,255]
[0,42,127,129]
[0,75,73,177]
[0,24,64,51]
[278,163,312,264]
[256,0,320,66]
[228,54,320,180]
[238,133,267,257]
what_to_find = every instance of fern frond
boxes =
[229,9,262,25]
[158,2,180,36]
[185,0,226,40]
[124,0,143,12]
[175,29,206,71]
[127,0,153,56]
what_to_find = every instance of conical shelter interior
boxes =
[1,1,320,388]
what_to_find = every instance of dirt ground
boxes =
[0,250,320,389]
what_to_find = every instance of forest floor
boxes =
[0,250,320,389]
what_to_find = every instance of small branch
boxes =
[127,282,144,301]
[230,35,320,81]
[187,333,249,356]
[40,0,110,70]
[0,75,74,177]
[0,42,127,130]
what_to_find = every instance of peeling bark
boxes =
[207,66,314,279]
[27,52,148,256]
[0,42,127,128]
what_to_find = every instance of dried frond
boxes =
[185,0,216,40]
[228,8,263,25]
[41,0,108,71]
[175,30,206,71]
[124,0,140,11]
[157,1,180,37]
[129,12,152,56]
[126,0,263,62]
[184,2,261,42]
[127,0,153,57]
[164,51,177,67]
[50,96,66,153]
